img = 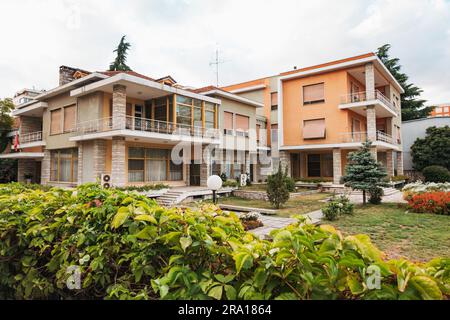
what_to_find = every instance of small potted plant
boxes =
[24,173,33,184]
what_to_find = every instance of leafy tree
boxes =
[266,163,289,209]
[411,126,450,171]
[109,35,132,71]
[0,159,17,182]
[0,98,14,153]
[343,141,388,204]
[376,44,431,121]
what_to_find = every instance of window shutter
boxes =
[303,119,326,139]
[64,105,76,132]
[303,83,324,103]
[50,109,62,134]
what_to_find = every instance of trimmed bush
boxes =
[322,195,354,221]
[0,183,448,300]
[267,164,289,209]
[368,187,384,205]
[422,165,450,183]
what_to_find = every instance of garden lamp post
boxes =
[207,175,223,205]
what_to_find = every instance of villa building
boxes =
[2,52,406,187]
[2,66,262,187]
[222,53,405,184]
[429,103,450,117]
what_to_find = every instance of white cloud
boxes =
[0,0,448,104]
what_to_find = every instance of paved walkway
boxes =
[347,190,406,204]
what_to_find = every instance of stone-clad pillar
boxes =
[279,151,291,177]
[386,150,394,177]
[200,144,212,187]
[332,148,342,185]
[41,150,51,185]
[112,84,126,129]
[365,62,375,100]
[396,151,404,175]
[366,106,377,142]
[77,143,83,184]
[112,137,126,187]
[93,140,107,182]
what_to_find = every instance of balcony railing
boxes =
[340,90,397,114]
[340,130,396,145]
[20,131,43,144]
[75,116,220,139]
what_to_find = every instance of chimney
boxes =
[59,66,77,86]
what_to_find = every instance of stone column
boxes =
[111,137,126,187]
[41,150,51,185]
[200,144,212,187]
[370,147,378,162]
[386,150,394,177]
[93,139,107,182]
[365,62,375,100]
[279,151,291,177]
[396,151,404,175]
[332,148,342,185]
[112,84,126,129]
[366,106,377,142]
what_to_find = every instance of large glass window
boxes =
[50,148,78,182]
[128,147,183,182]
[307,154,321,177]
[307,153,333,178]
[205,102,215,129]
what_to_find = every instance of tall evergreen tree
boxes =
[0,98,14,153]
[376,44,431,121]
[109,35,132,71]
[342,141,388,204]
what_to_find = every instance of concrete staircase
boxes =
[156,190,186,206]
[349,187,399,196]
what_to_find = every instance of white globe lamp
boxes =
[207,175,223,204]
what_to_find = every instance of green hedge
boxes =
[0,183,448,300]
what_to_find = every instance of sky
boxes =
[0,0,449,104]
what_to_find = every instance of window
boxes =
[204,102,215,129]
[395,125,401,144]
[271,124,278,145]
[307,154,321,177]
[224,111,233,135]
[235,114,249,137]
[271,92,278,110]
[50,148,78,182]
[303,119,326,139]
[63,105,76,132]
[128,147,183,182]
[303,83,324,105]
[256,124,261,142]
[50,109,62,135]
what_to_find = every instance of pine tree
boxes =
[109,35,132,71]
[0,98,14,153]
[342,141,388,204]
[266,163,290,209]
[376,44,431,121]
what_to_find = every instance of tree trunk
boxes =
[363,190,366,205]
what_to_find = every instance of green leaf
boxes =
[111,206,130,229]
[135,226,157,240]
[208,285,223,300]
[347,274,365,295]
[180,236,192,252]
[134,214,157,224]
[409,276,443,300]
[224,285,237,300]
[233,252,253,274]
[345,234,384,262]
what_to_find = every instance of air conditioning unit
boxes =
[101,174,111,189]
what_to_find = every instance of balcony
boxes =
[10,131,45,149]
[339,90,398,118]
[70,116,221,144]
[340,130,399,146]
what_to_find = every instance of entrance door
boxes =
[190,163,200,186]
[35,161,41,184]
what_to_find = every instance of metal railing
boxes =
[19,131,43,144]
[340,90,397,114]
[75,116,220,139]
[340,130,396,144]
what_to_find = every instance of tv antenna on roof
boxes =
[209,45,228,87]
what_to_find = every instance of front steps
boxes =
[156,190,186,206]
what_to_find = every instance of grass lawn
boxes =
[238,184,311,192]
[327,203,450,262]
[216,192,332,217]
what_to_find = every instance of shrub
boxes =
[295,177,331,183]
[402,181,450,196]
[406,191,450,215]
[223,180,239,188]
[285,177,296,192]
[368,187,384,205]
[220,173,227,182]
[391,175,408,182]
[0,183,448,300]
[422,165,450,183]
[267,164,289,209]
[239,212,263,231]
[322,195,354,221]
